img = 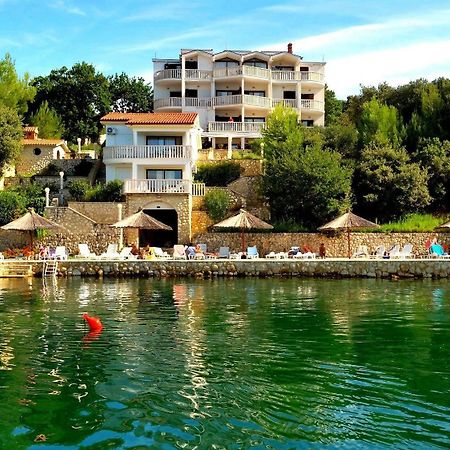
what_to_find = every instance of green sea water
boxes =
[0,277,449,449]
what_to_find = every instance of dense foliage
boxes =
[0,104,23,170]
[67,180,123,202]
[108,73,153,112]
[204,189,230,222]
[195,162,242,186]
[28,100,64,138]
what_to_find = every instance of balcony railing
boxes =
[301,99,324,111]
[212,94,271,108]
[208,122,266,133]
[272,99,298,108]
[153,97,183,109]
[104,145,191,160]
[154,68,324,83]
[154,69,182,81]
[183,97,212,108]
[123,179,205,195]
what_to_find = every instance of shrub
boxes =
[195,161,242,186]
[204,189,230,222]
[73,159,94,176]
[0,191,26,225]
[86,180,123,202]
[68,180,90,201]
[8,182,46,215]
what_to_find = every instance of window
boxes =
[301,120,314,127]
[33,147,42,156]
[215,58,239,68]
[244,117,265,123]
[243,58,268,69]
[146,136,182,145]
[300,67,309,72]
[185,60,198,69]
[146,169,182,180]
[244,90,265,97]
[273,65,294,71]
[169,91,182,97]
[283,91,296,99]
[216,90,238,96]
[164,63,181,70]
[301,94,314,100]
[185,89,198,98]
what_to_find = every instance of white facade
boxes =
[101,113,203,195]
[153,45,325,152]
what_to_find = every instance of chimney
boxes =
[287,42,293,54]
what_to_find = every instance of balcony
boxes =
[271,71,324,82]
[208,122,266,133]
[154,69,212,81]
[123,179,205,195]
[153,97,183,109]
[301,99,324,111]
[212,94,271,108]
[272,99,297,108]
[213,65,271,79]
[104,145,191,161]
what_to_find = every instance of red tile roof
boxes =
[23,126,38,132]
[101,112,198,125]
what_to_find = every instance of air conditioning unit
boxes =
[106,126,116,135]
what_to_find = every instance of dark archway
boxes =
[140,209,178,248]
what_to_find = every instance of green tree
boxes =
[0,191,26,225]
[30,62,110,142]
[108,73,153,112]
[204,189,230,222]
[358,98,404,147]
[0,104,23,169]
[323,117,359,159]
[262,106,352,228]
[325,85,344,125]
[28,100,64,138]
[353,143,431,221]
[0,53,35,115]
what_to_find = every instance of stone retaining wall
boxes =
[17,258,450,279]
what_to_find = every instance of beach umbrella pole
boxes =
[347,228,351,258]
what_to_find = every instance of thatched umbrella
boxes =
[212,209,273,252]
[318,211,379,258]
[110,209,172,248]
[1,208,65,248]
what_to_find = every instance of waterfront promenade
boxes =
[1,257,450,279]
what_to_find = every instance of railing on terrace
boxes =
[185,69,212,80]
[104,145,191,160]
[301,99,324,110]
[212,94,271,108]
[272,99,298,108]
[191,183,206,196]
[153,97,183,109]
[124,179,191,194]
[183,97,212,108]
[208,122,266,133]
[154,69,182,81]
[271,71,324,82]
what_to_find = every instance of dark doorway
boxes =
[140,209,178,248]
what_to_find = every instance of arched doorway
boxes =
[139,202,178,248]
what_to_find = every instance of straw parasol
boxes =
[212,208,273,252]
[318,211,379,258]
[1,208,65,248]
[110,209,172,248]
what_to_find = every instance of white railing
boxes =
[154,97,183,109]
[104,145,191,160]
[242,65,270,78]
[212,94,271,108]
[124,179,191,194]
[271,71,324,82]
[208,122,266,133]
[154,69,182,81]
[213,66,242,78]
[301,99,324,111]
[191,183,206,196]
[183,97,212,108]
[272,99,298,108]
[185,69,212,80]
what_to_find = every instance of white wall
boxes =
[105,125,133,146]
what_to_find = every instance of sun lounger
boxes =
[78,244,97,258]
[117,247,135,260]
[266,251,278,259]
[100,243,119,258]
[153,247,170,258]
[247,246,259,259]
[387,244,400,258]
[173,245,187,259]
[352,245,369,258]
[430,244,450,258]
[370,245,385,259]
[54,246,68,260]
[218,247,230,258]
[397,243,413,258]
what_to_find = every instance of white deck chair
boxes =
[118,247,135,260]
[352,245,369,258]
[388,244,401,258]
[265,251,277,259]
[54,246,68,260]
[154,247,169,258]
[100,243,119,258]
[398,244,413,258]
[370,245,385,259]
[218,247,230,258]
[78,244,97,258]
[173,245,187,259]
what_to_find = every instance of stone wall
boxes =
[21,258,450,279]
[68,202,123,224]
[194,232,450,257]
[17,145,56,175]
[197,158,262,176]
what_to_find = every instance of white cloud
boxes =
[49,0,85,16]
[327,39,450,98]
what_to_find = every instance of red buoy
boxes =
[82,313,103,332]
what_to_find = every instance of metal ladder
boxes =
[43,260,58,277]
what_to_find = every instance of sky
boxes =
[1,0,450,99]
